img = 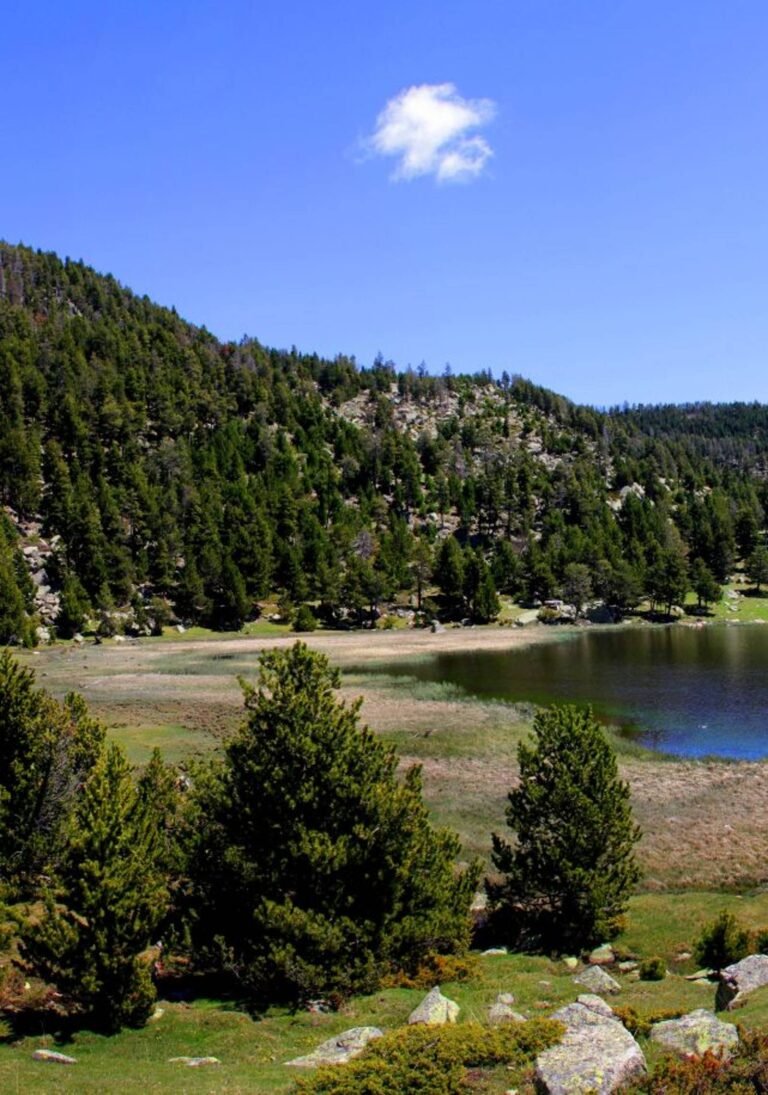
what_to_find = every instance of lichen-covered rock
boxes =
[576,994,616,1020]
[650,1009,739,1059]
[536,1002,645,1093]
[32,1049,77,1065]
[408,986,460,1025]
[285,1027,383,1067]
[588,944,616,966]
[717,954,768,1011]
[574,965,621,995]
[550,1001,616,1030]
[562,956,579,970]
[488,993,527,1025]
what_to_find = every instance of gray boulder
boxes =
[32,1049,77,1065]
[574,965,621,995]
[650,1009,739,1059]
[717,954,768,1011]
[286,1026,384,1068]
[588,944,616,966]
[576,994,616,1020]
[408,985,460,1025]
[536,1001,645,1093]
[488,993,526,1024]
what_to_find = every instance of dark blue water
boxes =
[384,625,768,760]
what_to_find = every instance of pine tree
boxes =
[746,546,768,593]
[434,537,465,617]
[0,652,105,894]
[188,643,478,1005]
[489,705,641,952]
[20,746,176,1031]
[0,548,32,646]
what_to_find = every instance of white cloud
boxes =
[367,83,495,183]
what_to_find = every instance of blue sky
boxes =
[3,1,768,407]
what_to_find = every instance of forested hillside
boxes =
[1,241,767,642]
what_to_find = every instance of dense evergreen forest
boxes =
[1,241,768,642]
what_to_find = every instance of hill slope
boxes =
[1,242,767,641]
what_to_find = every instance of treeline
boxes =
[2,242,768,640]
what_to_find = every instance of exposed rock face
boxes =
[32,1049,77,1065]
[650,1010,739,1059]
[408,986,460,1025]
[535,1000,646,1094]
[573,965,621,995]
[717,954,768,1011]
[286,1027,384,1068]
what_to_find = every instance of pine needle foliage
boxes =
[489,705,641,952]
[188,642,479,1006]
[20,746,178,1032]
[0,650,104,895]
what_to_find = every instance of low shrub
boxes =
[694,911,750,972]
[627,1030,768,1092]
[381,952,479,989]
[639,955,666,981]
[293,1019,564,1095]
[613,1006,686,1039]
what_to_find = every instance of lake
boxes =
[382,624,768,760]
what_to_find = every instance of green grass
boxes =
[6,890,768,1092]
[149,620,294,642]
[106,722,215,767]
[683,583,768,623]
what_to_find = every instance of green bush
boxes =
[752,926,768,954]
[292,604,317,632]
[638,955,666,981]
[294,1019,564,1095]
[613,1006,686,1039]
[694,910,750,972]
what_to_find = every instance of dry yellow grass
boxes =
[17,624,768,892]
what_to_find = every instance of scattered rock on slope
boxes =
[408,985,460,1025]
[573,965,621,995]
[650,1009,739,1058]
[32,1049,77,1065]
[286,1027,384,1068]
[716,954,768,1011]
[536,999,645,1094]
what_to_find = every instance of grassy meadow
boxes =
[5,894,768,1093]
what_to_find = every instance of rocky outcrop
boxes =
[716,954,768,1011]
[408,986,460,1025]
[535,1000,645,1094]
[286,1027,383,1068]
[650,1009,739,1058]
[573,965,621,995]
